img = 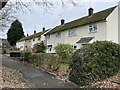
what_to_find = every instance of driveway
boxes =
[2,55,76,88]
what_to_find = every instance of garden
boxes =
[3,41,120,88]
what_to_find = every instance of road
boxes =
[2,55,76,88]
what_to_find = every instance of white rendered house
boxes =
[45,5,120,53]
[16,28,49,51]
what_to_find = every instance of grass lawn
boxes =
[4,54,10,57]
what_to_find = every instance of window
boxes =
[89,24,97,33]
[68,29,76,37]
[55,32,61,38]
[48,45,52,52]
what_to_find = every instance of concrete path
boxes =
[2,55,76,88]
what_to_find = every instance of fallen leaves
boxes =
[2,66,31,88]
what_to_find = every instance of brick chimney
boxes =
[43,27,45,31]
[88,8,94,16]
[34,30,36,34]
[61,19,65,25]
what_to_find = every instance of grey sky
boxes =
[2,0,120,38]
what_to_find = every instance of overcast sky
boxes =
[2,0,120,38]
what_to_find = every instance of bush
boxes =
[30,53,45,66]
[2,49,6,54]
[54,43,73,63]
[30,53,60,70]
[22,51,31,62]
[42,54,60,70]
[33,41,46,53]
[69,41,120,87]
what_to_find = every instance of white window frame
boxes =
[55,32,61,38]
[68,29,76,37]
[89,24,97,33]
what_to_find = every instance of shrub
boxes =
[33,41,46,53]
[69,41,120,87]
[30,53,60,70]
[22,51,31,62]
[42,54,60,70]
[54,43,73,63]
[30,53,45,66]
[2,49,6,54]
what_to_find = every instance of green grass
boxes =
[59,63,69,69]
[4,54,10,56]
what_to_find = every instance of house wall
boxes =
[16,41,25,51]
[31,35,46,48]
[64,22,107,48]
[46,31,65,53]
[31,37,39,48]
[106,7,119,44]
[118,5,120,44]
[24,40,31,51]
[46,21,107,53]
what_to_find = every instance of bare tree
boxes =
[0,0,80,32]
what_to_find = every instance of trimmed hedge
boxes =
[69,41,120,87]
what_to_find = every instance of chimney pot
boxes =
[88,8,94,16]
[61,19,65,25]
[43,27,45,31]
[34,30,36,34]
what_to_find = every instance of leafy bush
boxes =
[30,53,44,66]
[54,43,73,63]
[30,53,60,70]
[33,41,46,53]
[22,51,31,62]
[69,41,120,87]
[42,54,60,70]
[2,49,6,54]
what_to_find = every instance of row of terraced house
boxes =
[16,4,120,53]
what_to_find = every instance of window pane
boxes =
[68,29,76,36]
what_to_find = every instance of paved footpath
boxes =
[2,55,76,88]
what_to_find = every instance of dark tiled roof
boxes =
[46,6,117,34]
[18,30,49,42]
[76,37,94,44]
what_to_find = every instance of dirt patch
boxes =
[92,72,120,88]
[2,66,32,88]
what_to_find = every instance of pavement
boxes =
[2,55,76,88]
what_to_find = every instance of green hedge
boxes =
[22,51,32,62]
[30,53,60,70]
[69,41,120,87]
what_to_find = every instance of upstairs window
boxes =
[89,24,97,33]
[68,29,76,37]
[55,32,61,38]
